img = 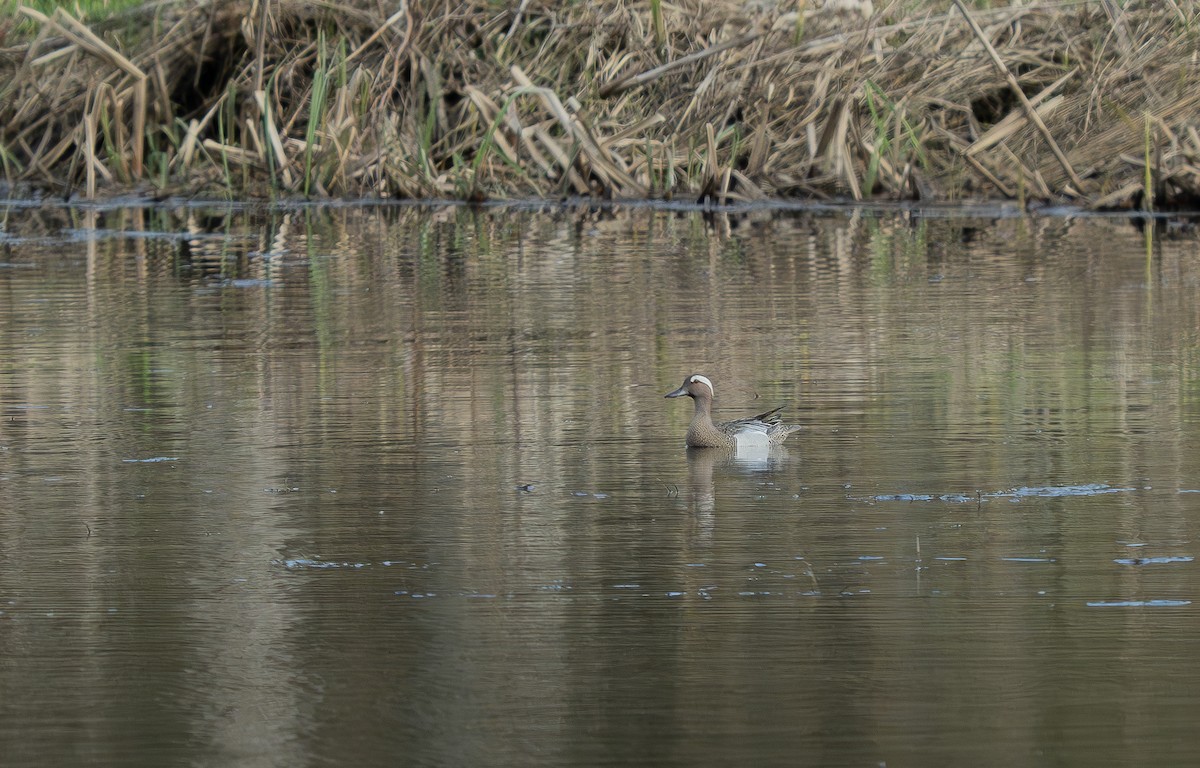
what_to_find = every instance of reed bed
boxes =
[1,0,1199,207]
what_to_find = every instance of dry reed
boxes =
[2,0,1199,208]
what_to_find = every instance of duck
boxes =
[664,374,802,449]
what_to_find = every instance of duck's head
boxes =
[665,374,714,400]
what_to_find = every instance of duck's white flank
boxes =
[689,374,714,395]
[732,421,769,450]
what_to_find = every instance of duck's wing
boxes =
[718,414,773,435]
[750,406,785,425]
[768,423,803,440]
[717,406,790,435]
[719,409,801,447]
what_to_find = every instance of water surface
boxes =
[2,202,1199,766]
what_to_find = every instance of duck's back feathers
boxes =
[717,409,800,446]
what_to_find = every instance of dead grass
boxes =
[2,0,1199,208]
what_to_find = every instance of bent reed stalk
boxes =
[2,0,1200,208]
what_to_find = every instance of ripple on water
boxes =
[1086,600,1192,608]
[277,557,435,570]
[1113,556,1194,565]
[279,558,367,570]
[865,483,1138,503]
[990,483,1137,497]
[868,493,978,502]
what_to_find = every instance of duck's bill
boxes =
[664,386,688,398]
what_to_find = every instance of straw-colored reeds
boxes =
[2,0,1199,207]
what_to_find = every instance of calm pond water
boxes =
[2,200,1200,766]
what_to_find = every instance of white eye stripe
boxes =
[689,374,714,395]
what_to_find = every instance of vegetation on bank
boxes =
[0,0,1198,208]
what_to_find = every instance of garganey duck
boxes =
[665,374,801,449]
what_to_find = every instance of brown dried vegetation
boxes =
[2,0,1199,207]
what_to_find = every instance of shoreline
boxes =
[6,191,1196,225]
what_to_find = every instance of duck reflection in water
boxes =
[666,374,799,528]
